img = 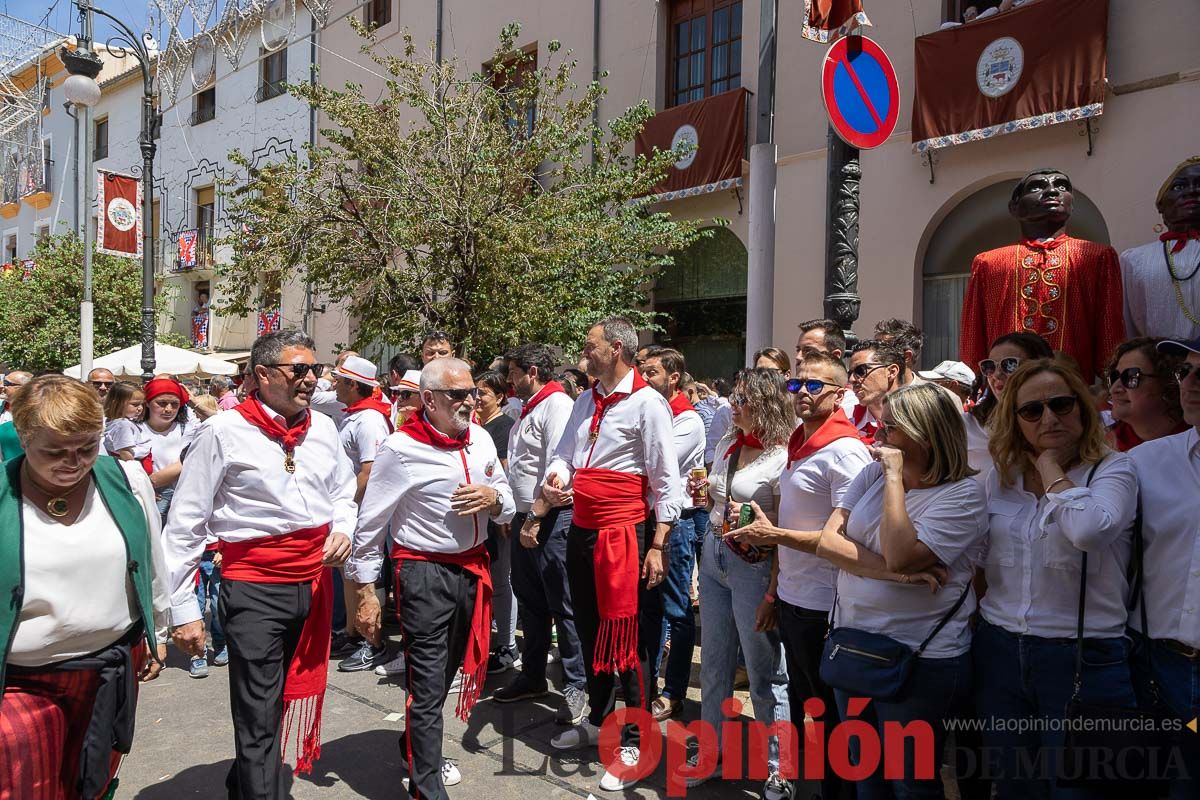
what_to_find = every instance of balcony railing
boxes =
[171,228,216,272]
[256,81,286,103]
[189,105,216,126]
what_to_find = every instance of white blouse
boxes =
[104,418,150,459]
[11,460,170,666]
[707,432,787,530]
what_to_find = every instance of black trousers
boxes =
[397,558,477,800]
[565,521,663,747]
[219,579,312,800]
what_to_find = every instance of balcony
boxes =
[171,228,216,273]
[21,174,52,211]
[189,105,216,127]
[256,81,286,103]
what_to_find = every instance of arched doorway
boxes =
[921,180,1109,367]
[655,226,747,382]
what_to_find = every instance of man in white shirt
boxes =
[347,357,515,800]
[637,346,707,722]
[1121,157,1200,341]
[795,317,859,417]
[0,370,30,425]
[703,378,734,467]
[1131,336,1200,793]
[309,349,357,422]
[846,340,909,442]
[540,316,682,792]
[493,343,587,723]
[164,329,357,798]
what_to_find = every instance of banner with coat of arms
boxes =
[178,229,198,270]
[911,0,1107,153]
[257,307,281,336]
[634,87,748,202]
[96,171,142,259]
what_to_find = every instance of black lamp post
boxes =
[63,0,157,382]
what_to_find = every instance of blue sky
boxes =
[3,0,222,50]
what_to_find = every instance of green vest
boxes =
[0,422,21,462]
[0,455,158,694]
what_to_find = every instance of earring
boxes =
[1154,223,1165,234]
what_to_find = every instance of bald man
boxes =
[0,370,30,425]
[87,368,116,399]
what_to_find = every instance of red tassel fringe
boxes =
[593,615,639,674]
[455,659,489,722]
[281,694,324,775]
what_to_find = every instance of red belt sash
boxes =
[221,524,331,774]
[391,544,492,721]
[573,468,648,674]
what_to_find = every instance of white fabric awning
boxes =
[64,342,239,379]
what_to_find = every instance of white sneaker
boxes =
[442,759,462,786]
[374,651,406,677]
[550,719,601,750]
[599,746,641,791]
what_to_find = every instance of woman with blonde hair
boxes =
[753,346,792,377]
[975,358,1138,799]
[0,375,168,798]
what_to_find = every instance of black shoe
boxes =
[330,631,363,658]
[487,647,521,674]
[493,674,550,703]
[338,640,387,672]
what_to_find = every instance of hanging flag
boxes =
[802,0,871,44]
[20,259,34,281]
[257,307,282,336]
[635,87,748,201]
[96,170,142,259]
[178,229,198,269]
[192,308,210,349]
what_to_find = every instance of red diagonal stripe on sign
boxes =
[841,55,885,129]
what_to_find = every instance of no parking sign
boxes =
[821,35,900,149]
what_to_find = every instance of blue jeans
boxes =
[155,486,175,526]
[195,550,225,651]
[698,529,790,772]
[1131,633,1200,798]
[972,618,1137,800]
[656,508,707,701]
[330,566,347,634]
[834,653,972,800]
[486,521,516,652]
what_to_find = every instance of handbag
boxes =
[719,442,775,565]
[1058,466,1170,793]
[819,579,973,701]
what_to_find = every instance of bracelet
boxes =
[1045,476,1072,493]
[649,542,668,552]
[763,592,777,604]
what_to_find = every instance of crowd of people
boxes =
[0,158,1197,800]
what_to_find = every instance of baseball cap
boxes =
[332,355,379,386]
[918,360,976,389]
[1159,337,1200,357]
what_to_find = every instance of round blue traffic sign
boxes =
[821,35,900,150]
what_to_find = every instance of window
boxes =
[94,117,109,160]
[365,0,391,29]
[490,47,538,139]
[4,233,16,263]
[41,140,51,193]
[196,186,215,265]
[943,0,1003,23]
[670,0,742,107]
[258,47,287,102]
[191,87,216,126]
[36,223,49,242]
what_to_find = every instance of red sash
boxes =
[589,370,648,438]
[343,395,395,434]
[520,381,566,419]
[233,393,312,456]
[391,544,492,720]
[787,408,862,469]
[573,468,649,674]
[220,524,331,774]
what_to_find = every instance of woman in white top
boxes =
[693,368,793,799]
[0,375,168,797]
[975,358,1138,800]
[138,378,198,523]
[102,381,147,459]
[966,332,1054,478]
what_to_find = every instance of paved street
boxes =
[121,625,804,799]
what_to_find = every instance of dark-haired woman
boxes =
[1105,337,1188,451]
[966,332,1054,476]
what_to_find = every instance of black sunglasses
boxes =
[1173,363,1198,384]
[1107,367,1159,390]
[90,380,115,388]
[979,357,1022,377]
[433,387,479,402]
[849,363,886,380]
[264,363,325,380]
[730,391,749,407]
[1016,395,1078,422]
[786,378,840,395]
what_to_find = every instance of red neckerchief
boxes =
[1160,230,1200,254]
[343,394,395,433]
[787,408,861,469]
[668,391,695,417]
[852,404,879,444]
[520,381,566,420]
[590,369,648,438]
[1020,234,1070,252]
[1109,419,1191,452]
[233,393,312,454]
[399,409,469,450]
[724,430,764,460]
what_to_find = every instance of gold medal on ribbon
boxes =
[284,451,296,474]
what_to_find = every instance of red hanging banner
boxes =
[802,0,871,44]
[96,170,142,259]
[635,88,748,201]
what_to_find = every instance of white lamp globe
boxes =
[63,73,101,108]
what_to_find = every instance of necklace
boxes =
[1164,242,1200,326]
[21,464,84,518]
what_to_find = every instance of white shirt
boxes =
[1131,428,1200,647]
[507,389,574,512]
[1120,239,1200,341]
[309,387,347,428]
[161,407,358,626]
[104,418,151,459]
[980,455,1137,638]
[834,463,988,658]
[346,423,516,582]
[704,403,733,465]
[671,404,707,498]
[504,396,523,421]
[545,370,684,523]
[0,409,11,425]
[964,413,993,484]
[339,407,391,473]
[142,420,197,472]
[707,432,787,530]
[777,435,872,612]
[11,460,170,666]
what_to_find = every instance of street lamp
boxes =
[63,0,158,383]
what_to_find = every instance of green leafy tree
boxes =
[0,234,177,372]
[218,22,711,360]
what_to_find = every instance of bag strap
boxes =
[1071,459,1105,700]
[915,580,974,656]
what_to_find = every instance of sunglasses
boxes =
[731,392,749,407]
[979,357,1022,377]
[1107,367,1159,390]
[1016,395,1078,422]
[1173,363,1198,383]
[433,387,479,402]
[849,363,886,381]
[2,380,20,387]
[265,363,325,380]
[786,378,840,395]
[876,420,898,438]
[390,389,417,401]
[91,380,115,387]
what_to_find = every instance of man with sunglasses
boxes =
[1129,336,1200,797]
[959,168,1125,382]
[1122,156,1200,342]
[0,370,29,425]
[87,367,115,400]
[347,356,515,800]
[163,329,358,797]
[845,341,910,443]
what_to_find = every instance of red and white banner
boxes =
[96,171,142,259]
[178,230,198,269]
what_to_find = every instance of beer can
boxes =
[690,467,708,507]
[737,502,754,529]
